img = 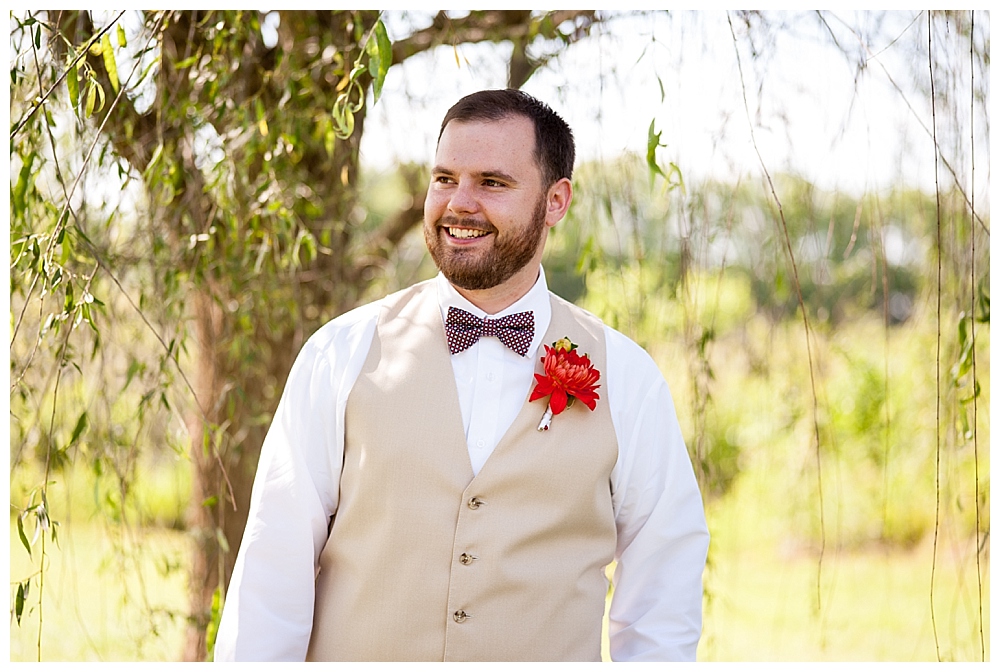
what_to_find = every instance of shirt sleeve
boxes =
[605,327,710,661]
[213,306,378,661]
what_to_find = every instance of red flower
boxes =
[529,341,601,416]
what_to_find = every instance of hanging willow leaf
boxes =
[94,79,106,113]
[332,88,358,139]
[70,411,88,444]
[12,151,35,214]
[117,23,127,48]
[367,19,392,103]
[17,513,31,557]
[668,161,686,195]
[67,63,79,109]
[376,20,392,68]
[101,33,119,93]
[59,230,72,264]
[85,80,96,117]
[15,583,26,626]
[338,108,355,138]
[646,119,667,185]
[174,54,199,69]
[366,46,381,96]
[206,586,224,659]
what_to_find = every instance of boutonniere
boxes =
[529,337,601,431]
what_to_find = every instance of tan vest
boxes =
[306,281,618,661]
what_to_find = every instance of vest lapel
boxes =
[385,281,476,482]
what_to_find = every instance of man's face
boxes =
[423,116,551,292]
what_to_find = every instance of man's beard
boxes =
[424,196,547,291]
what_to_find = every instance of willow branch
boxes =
[728,10,826,610]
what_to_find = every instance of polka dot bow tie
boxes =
[445,307,535,357]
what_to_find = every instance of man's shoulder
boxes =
[546,290,607,342]
[547,293,653,360]
[601,323,677,425]
[546,291,664,386]
[603,324,661,376]
[305,300,379,355]
[547,290,600,323]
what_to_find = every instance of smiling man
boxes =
[214,89,709,662]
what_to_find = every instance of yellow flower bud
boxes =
[553,337,574,353]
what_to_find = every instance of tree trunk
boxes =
[184,293,291,660]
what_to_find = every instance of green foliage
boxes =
[646,119,683,194]
[99,32,119,93]
[14,581,28,626]
[366,19,392,104]
[205,586,223,661]
[330,15,393,139]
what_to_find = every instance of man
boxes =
[214,89,709,662]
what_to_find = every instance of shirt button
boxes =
[468,496,485,510]
[486,372,496,382]
[459,553,477,565]
[453,610,470,623]
[476,439,485,449]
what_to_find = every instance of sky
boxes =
[9,9,991,209]
[358,10,990,201]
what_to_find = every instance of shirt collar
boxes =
[435,268,552,358]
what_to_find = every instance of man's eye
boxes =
[434,175,455,184]
[483,179,504,187]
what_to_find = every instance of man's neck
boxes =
[451,264,541,315]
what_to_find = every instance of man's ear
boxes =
[544,178,573,228]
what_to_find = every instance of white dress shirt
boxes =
[214,270,709,662]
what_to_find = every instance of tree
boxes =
[10,9,600,660]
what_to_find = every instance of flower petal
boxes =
[549,389,569,415]
[529,374,555,402]
[574,390,599,411]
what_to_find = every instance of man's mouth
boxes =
[446,227,490,239]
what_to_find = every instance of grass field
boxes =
[9,519,189,662]
[11,496,988,661]
[701,485,989,661]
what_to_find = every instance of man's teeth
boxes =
[448,227,488,239]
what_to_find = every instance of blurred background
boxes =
[8,10,989,661]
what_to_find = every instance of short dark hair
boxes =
[438,89,575,187]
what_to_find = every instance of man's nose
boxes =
[447,181,479,215]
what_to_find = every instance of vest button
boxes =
[468,496,485,510]
[459,553,477,565]
[453,610,470,623]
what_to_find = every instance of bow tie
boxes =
[445,307,535,357]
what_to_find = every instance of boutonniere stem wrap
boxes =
[529,337,601,431]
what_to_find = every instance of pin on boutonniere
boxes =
[529,337,601,431]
